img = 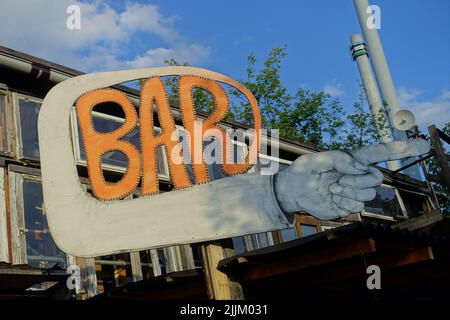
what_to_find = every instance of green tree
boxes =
[138,58,217,115]
[230,47,292,128]
[323,99,347,150]
[230,46,351,149]
[343,86,378,150]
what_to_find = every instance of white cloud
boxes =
[323,79,344,97]
[398,87,450,130]
[121,44,210,69]
[0,0,210,71]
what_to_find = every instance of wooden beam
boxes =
[76,257,98,299]
[0,167,9,263]
[429,125,450,190]
[202,241,244,300]
[130,251,143,282]
[377,246,434,269]
[393,210,443,231]
[149,249,162,276]
[235,238,376,282]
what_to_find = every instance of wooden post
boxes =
[76,257,98,299]
[428,125,450,190]
[202,241,244,300]
[149,249,162,276]
[130,251,143,282]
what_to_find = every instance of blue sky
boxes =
[1,0,449,130]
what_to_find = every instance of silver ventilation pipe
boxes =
[353,0,422,179]
[353,0,416,133]
[350,34,400,170]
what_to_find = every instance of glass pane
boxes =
[233,143,246,163]
[364,185,404,217]
[77,115,168,175]
[300,224,317,237]
[0,95,7,152]
[23,179,66,269]
[204,139,228,181]
[232,237,245,254]
[256,232,271,248]
[19,99,41,159]
[399,190,427,218]
[281,227,298,242]
[95,253,132,291]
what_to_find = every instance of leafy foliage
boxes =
[137,58,217,115]
[229,46,378,151]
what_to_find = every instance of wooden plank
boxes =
[76,257,98,299]
[379,246,434,269]
[236,238,377,282]
[0,167,9,262]
[202,241,244,300]
[8,164,41,176]
[429,125,450,190]
[130,251,143,282]
[3,167,12,263]
[5,91,16,156]
[150,249,162,276]
[8,172,27,265]
[163,246,183,273]
[393,210,443,231]
[179,244,195,270]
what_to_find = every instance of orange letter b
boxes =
[76,89,141,200]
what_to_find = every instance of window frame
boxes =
[175,125,251,178]
[13,92,43,161]
[0,89,15,157]
[8,170,69,267]
[70,108,171,180]
[361,183,408,220]
[0,167,8,263]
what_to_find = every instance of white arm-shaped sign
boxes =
[38,67,430,257]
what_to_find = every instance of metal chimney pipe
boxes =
[353,0,422,179]
[350,34,400,170]
[353,0,401,128]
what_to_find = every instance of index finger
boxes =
[350,139,430,165]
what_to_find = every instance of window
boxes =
[280,227,299,242]
[232,237,245,254]
[364,184,406,218]
[255,232,273,248]
[205,140,247,181]
[300,224,317,237]
[17,96,42,159]
[176,127,249,182]
[22,178,66,269]
[233,232,274,253]
[71,109,170,179]
[398,189,432,218]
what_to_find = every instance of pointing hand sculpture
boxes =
[38,67,430,257]
[274,140,429,220]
